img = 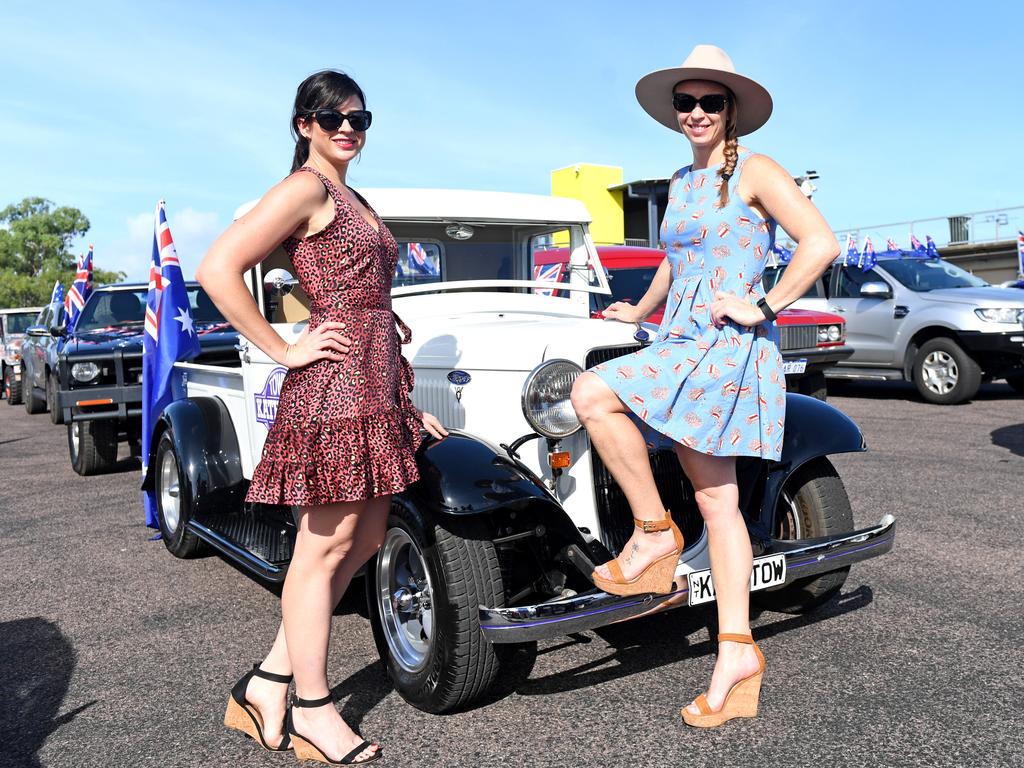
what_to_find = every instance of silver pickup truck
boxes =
[765,253,1024,404]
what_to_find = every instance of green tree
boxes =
[0,197,123,308]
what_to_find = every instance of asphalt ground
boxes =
[2,380,1022,768]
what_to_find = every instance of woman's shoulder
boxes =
[735,150,789,183]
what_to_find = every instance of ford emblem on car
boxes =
[447,370,472,386]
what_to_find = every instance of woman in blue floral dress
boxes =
[571,45,840,727]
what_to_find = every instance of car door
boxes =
[827,266,901,365]
[30,306,52,389]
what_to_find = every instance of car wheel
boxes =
[795,371,827,401]
[754,457,853,614]
[154,429,207,557]
[4,366,22,405]
[47,373,63,424]
[1005,375,1024,394]
[23,375,46,415]
[912,337,981,405]
[367,497,536,713]
[67,419,118,475]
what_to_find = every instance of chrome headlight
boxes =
[521,359,583,439]
[975,308,1024,324]
[817,324,842,343]
[71,362,101,383]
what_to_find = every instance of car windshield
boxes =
[880,258,988,292]
[5,312,38,334]
[75,286,225,332]
[385,221,592,290]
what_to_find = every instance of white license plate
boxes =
[687,553,787,606]
[782,359,807,375]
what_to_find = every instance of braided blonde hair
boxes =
[716,91,739,208]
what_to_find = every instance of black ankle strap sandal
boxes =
[224,663,294,752]
[286,693,382,764]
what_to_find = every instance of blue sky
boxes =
[2,0,1021,281]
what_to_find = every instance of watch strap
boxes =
[756,297,777,321]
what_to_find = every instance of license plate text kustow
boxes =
[687,553,787,606]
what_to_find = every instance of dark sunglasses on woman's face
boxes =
[302,108,372,133]
[672,93,730,114]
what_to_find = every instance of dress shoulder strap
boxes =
[291,166,343,203]
[729,149,757,186]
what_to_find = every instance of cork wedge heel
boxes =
[224,663,294,751]
[591,516,684,597]
[286,693,382,765]
[682,633,766,728]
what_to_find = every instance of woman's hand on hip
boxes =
[602,301,643,324]
[710,292,764,329]
[281,321,352,368]
[421,411,449,441]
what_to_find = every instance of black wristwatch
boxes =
[756,297,777,322]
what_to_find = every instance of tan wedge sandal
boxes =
[223,663,293,751]
[591,516,684,596]
[681,633,766,728]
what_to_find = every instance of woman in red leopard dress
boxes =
[198,70,446,765]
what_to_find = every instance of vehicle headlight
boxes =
[975,308,1024,324]
[71,362,101,382]
[827,324,842,342]
[521,359,583,439]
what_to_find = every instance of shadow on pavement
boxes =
[332,661,394,731]
[0,618,96,768]
[515,584,873,697]
[991,423,1024,457]
[827,380,1019,403]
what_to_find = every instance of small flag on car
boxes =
[925,236,941,259]
[844,234,860,267]
[860,237,877,271]
[771,243,793,263]
[1017,231,1024,277]
[885,238,900,254]
[141,201,201,530]
[408,242,438,276]
[50,280,64,306]
[910,233,927,255]
[66,247,94,331]
[533,262,564,296]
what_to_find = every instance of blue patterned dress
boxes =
[591,150,786,460]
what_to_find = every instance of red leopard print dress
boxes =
[245,167,422,506]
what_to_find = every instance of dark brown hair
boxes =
[716,88,739,208]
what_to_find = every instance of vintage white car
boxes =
[143,189,895,713]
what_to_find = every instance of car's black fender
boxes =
[407,431,595,560]
[140,397,247,518]
[756,393,865,536]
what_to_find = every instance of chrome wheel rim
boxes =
[376,527,434,673]
[922,350,958,395]
[159,449,181,533]
[70,422,80,459]
[776,488,804,540]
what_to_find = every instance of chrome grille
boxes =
[585,344,641,369]
[779,325,817,351]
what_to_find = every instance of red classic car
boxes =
[534,245,852,399]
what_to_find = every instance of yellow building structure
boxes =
[550,164,625,246]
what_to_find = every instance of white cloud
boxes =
[100,207,223,283]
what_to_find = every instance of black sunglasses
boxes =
[301,108,372,133]
[672,93,730,114]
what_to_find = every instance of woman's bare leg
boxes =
[675,447,762,714]
[571,372,676,580]
[245,496,390,750]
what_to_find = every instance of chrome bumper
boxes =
[480,514,895,644]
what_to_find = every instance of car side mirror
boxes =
[26,325,49,337]
[859,282,892,300]
[49,325,67,338]
[264,268,297,297]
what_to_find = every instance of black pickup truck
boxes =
[57,282,238,475]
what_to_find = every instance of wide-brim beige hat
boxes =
[635,44,773,136]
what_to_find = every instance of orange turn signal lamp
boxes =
[548,451,571,470]
[76,398,114,406]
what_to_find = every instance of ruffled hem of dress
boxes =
[245,406,422,506]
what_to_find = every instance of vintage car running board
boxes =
[479,514,895,644]
[187,519,290,582]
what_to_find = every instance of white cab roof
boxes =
[234,188,591,224]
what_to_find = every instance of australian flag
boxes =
[50,280,64,306]
[533,262,564,296]
[408,242,438,276]
[910,234,927,255]
[925,235,941,259]
[141,202,201,528]
[772,243,793,263]
[844,234,860,267]
[885,238,901,254]
[66,248,94,331]
[1018,231,1024,277]
[860,237,877,271]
